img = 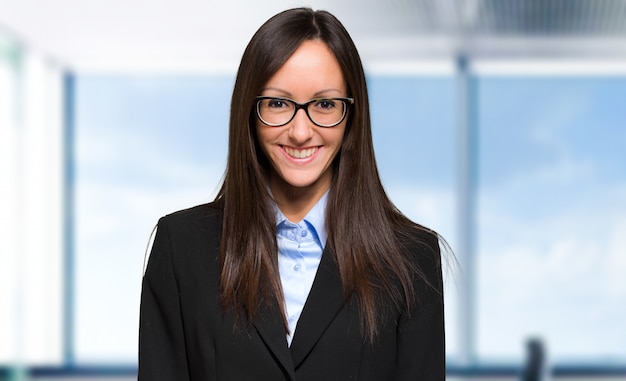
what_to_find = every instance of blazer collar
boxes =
[253,302,296,380]
[288,247,347,368]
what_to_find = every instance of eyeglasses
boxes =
[255,96,354,128]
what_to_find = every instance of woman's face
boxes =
[256,39,347,197]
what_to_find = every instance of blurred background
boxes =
[1,0,625,380]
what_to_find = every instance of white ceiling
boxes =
[0,0,444,72]
[2,0,626,73]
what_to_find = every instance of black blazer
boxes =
[139,202,445,380]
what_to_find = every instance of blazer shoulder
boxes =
[149,201,223,263]
[397,223,441,260]
[146,201,223,276]
[159,201,223,232]
[396,223,444,292]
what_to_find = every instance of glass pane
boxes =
[476,76,626,363]
[74,75,232,362]
[368,75,459,360]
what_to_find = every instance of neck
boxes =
[270,179,329,223]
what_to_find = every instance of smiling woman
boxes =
[138,7,446,381]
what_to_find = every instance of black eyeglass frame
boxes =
[255,96,354,128]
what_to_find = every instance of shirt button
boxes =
[294,264,301,271]
[288,315,296,323]
[301,230,307,237]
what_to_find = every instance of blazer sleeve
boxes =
[138,217,191,381]
[394,234,446,380]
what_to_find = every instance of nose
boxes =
[288,108,314,143]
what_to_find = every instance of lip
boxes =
[280,145,321,164]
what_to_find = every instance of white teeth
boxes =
[284,146,317,159]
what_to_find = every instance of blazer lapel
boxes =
[289,248,348,368]
[253,302,296,380]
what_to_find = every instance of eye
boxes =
[267,98,290,109]
[314,99,337,112]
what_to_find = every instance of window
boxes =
[476,76,626,363]
[5,46,625,372]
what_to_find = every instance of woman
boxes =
[139,7,445,380]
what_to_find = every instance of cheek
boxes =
[328,127,346,150]
[255,126,285,171]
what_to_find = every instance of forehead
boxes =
[263,40,346,97]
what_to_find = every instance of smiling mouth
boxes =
[283,146,319,159]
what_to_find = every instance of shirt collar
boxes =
[274,190,328,247]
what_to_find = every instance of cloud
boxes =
[477,177,626,359]
[386,184,456,240]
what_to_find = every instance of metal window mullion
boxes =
[63,71,75,367]
[456,53,477,365]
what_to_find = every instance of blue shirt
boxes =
[274,192,327,346]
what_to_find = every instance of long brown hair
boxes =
[215,7,441,342]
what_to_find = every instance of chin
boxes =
[283,178,318,189]
[279,174,323,189]
[272,167,331,191]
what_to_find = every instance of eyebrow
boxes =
[262,87,344,98]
